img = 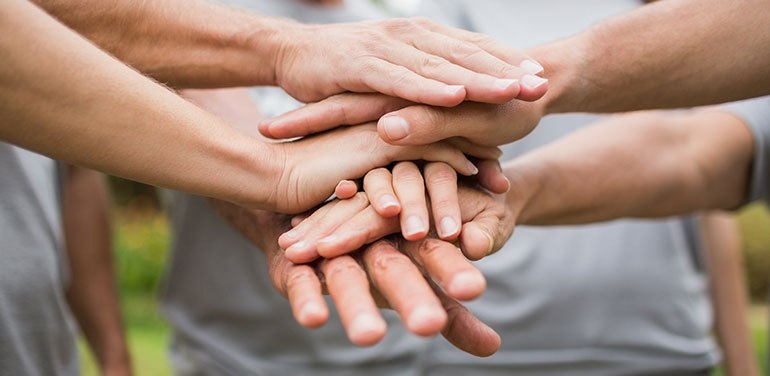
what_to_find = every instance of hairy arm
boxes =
[533,0,770,115]
[506,110,755,225]
[700,212,760,376]
[62,166,132,376]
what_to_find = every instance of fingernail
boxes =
[446,85,465,96]
[521,75,548,91]
[520,59,544,75]
[285,241,307,258]
[439,217,459,238]
[467,161,479,176]
[318,234,338,245]
[403,215,425,237]
[299,301,326,324]
[283,229,298,241]
[380,116,409,141]
[448,271,486,298]
[349,313,386,342]
[380,194,400,210]
[407,305,446,333]
[494,78,518,91]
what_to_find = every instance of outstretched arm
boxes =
[507,110,755,225]
[535,0,770,115]
[34,0,545,105]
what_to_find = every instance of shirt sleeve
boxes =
[718,96,770,205]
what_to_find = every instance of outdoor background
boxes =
[76,177,770,375]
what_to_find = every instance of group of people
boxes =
[1,0,769,375]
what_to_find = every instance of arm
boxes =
[700,212,760,376]
[34,0,545,105]
[0,0,476,213]
[534,0,770,114]
[61,166,132,376]
[506,110,755,225]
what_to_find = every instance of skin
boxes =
[259,0,770,148]
[34,0,546,105]
[182,87,498,355]
[1,0,485,214]
[289,108,756,261]
[701,212,761,376]
[62,166,132,376]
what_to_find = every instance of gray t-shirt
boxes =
[0,143,78,376]
[720,96,770,204]
[419,1,718,375]
[163,0,716,375]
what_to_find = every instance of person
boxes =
[0,144,131,375]
[2,0,545,213]
[283,1,759,374]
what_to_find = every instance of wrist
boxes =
[230,140,286,210]
[527,31,592,116]
[502,158,545,225]
[243,14,303,86]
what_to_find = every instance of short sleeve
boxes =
[719,96,770,205]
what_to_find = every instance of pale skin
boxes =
[62,166,132,376]
[260,0,770,148]
[0,0,499,214]
[181,87,503,355]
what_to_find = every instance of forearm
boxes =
[505,111,754,225]
[35,0,287,87]
[62,166,131,375]
[531,0,770,115]
[0,0,279,209]
[701,212,760,376]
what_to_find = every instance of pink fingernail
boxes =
[380,194,399,210]
[520,59,544,75]
[446,85,465,96]
[403,216,425,237]
[494,78,518,91]
[439,217,459,238]
[521,75,548,91]
[380,116,409,141]
[467,161,479,176]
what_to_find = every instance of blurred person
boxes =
[0,143,131,375]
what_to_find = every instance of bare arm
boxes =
[34,0,544,105]
[700,212,760,376]
[505,110,755,225]
[62,166,132,376]
[534,0,770,115]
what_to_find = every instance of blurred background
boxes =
[78,176,770,376]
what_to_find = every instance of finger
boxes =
[378,105,460,146]
[363,168,401,217]
[362,241,447,336]
[317,205,400,258]
[405,237,486,301]
[259,93,412,139]
[392,162,429,240]
[433,282,501,357]
[321,256,387,346]
[476,159,510,194]
[415,20,548,101]
[423,162,461,240]
[290,213,311,227]
[351,58,467,107]
[285,265,329,328]
[460,213,508,261]
[391,48,520,104]
[445,137,503,160]
[334,180,359,199]
[284,193,371,263]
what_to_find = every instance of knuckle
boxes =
[350,191,370,206]
[383,18,415,33]
[416,238,447,261]
[420,55,447,72]
[426,164,457,185]
[410,17,433,27]
[286,268,315,290]
[370,250,410,274]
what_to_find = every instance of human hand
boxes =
[266,123,495,213]
[272,17,547,106]
[281,161,516,264]
[259,92,546,147]
[210,201,500,356]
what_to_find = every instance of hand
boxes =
[259,92,546,147]
[273,17,547,106]
[267,123,488,213]
[209,201,500,356]
[281,162,516,263]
